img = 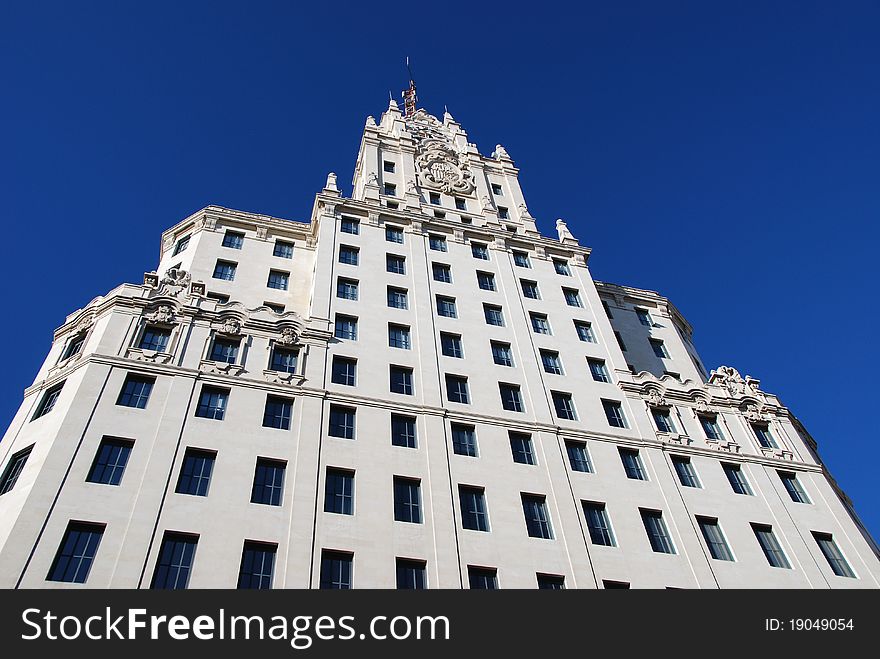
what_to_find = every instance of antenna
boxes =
[401,57,417,117]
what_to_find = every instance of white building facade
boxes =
[0,101,877,589]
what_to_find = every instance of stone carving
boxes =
[366,171,379,186]
[741,402,768,423]
[256,226,268,240]
[143,272,159,288]
[190,281,206,297]
[556,218,577,243]
[325,171,339,191]
[518,203,532,219]
[129,349,173,365]
[200,360,244,377]
[145,305,175,325]
[694,396,713,414]
[408,109,475,195]
[159,268,192,297]
[644,388,669,408]
[481,195,494,212]
[709,365,762,398]
[219,318,241,335]
[405,179,418,195]
[491,144,510,160]
[365,115,377,128]
[278,327,298,346]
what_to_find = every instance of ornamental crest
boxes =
[408,110,475,195]
[158,268,192,297]
[279,327,298,346]
[145,305,175,325]
[220,318,241,335]
[643,387,669,408]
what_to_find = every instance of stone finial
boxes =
[388,97,401,111]
[365,115,377,128]
[518,202,532,219]
[556,218,577,243]
[324,172,339,192]
[492,144,510,160]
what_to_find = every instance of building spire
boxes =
[401,57,417,117]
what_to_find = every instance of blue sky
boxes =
[1,2,878,541]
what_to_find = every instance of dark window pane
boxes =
[87,438,133,486]
[47,522,104,583]
[151,533,198,589]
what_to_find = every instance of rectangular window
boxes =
[340,217,360,235]
[583,502,616,546]
[553,259,571,276]
[752,423,777,449]
[468,566,497,589]
[116,374,154,409]
[391,414,417,448]
[451,423,477,456]
[267,270,289,290]
[387,286,408,309]
[636,309,652,326]
[498,206,509,219]
[602,400,627,428]
[33,382,65,420]
[210,337,239,364]
[388,324,411,349]
[237,542,276,590]
[338,245,359,265]
[652,407,677,433]
[262,396,293,430]
[273,240,294,259]
[390,366,414,395]
[602,300,613,318]
[509,432,535,465]
[752,524,791,568]
[455,197,466,211]
[212,260,237,281]
[334,314,358,340]
[588,358,609,382]
[429,234,447,251]
[574,320,596,342]
[429,192,441,205]
[530,313,551,334]
[175,449,215,496]
[563,288,583,307]
[328,405,356,439]
[477,271,496,291]
[270,346,298,374]
[385,226,404,243]
[86,438,133,486]
[206,292,229,304]
[436,296,457,318]
[491,341,513,366]
[386,254,406,274]
[222,230,244,249]
[699,415,724,441]
[483,304,504,326]
[672,456,701,488]
[499,383,524,412]
[396,558,427,589]
[565,440,593,473]
[440,333,463,358]
[0,445,33,494]
[383,161,395,173]
[552,391,577,420]
[195,386,228,420]
[139,326,171,352]
[620,448,647,480]
[331,356,357,386]
[491,183,503,195]
[722,463,753,495]
[540,350,563,374]
[251,458,285,506]
[779,471,810,503]
[522,494,553,539]
[471,243,489,260]
[513,251,531,268]
[324,468,354,515]
[383,182,396,196]
[641,509,675,554]
[650,339,669,358]
[266,303,285,315]
[62,333,86,360]
[697,517,734,561]
[393,477,422,523]
[173,235,190,255]
[614,331,627,351]
[47,522,104,583]
[537,574,565,589]
[151,533,198,589]
[432,263,452,283]
[813,532,855,578]
[336,277,359,300]
[459,486,489,531]
[521,279,540,299]
[320,550,353,589]
[445,375,470,404]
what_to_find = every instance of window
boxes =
[62,333,86,360]
[451,424,477,456]
[251,458,285,506]
[484,304,504,326]
[751,423,777,449]
[699,415,724,441]
[336,277,358,300]
[652,407,677,433]
[388,324,411,349]
[47,522,104,583]
[212,260,237,281]
[620,448,647,480]
[471,243,489,260]
[697,517,734,561]
[477,271,496,291]
[434,210,446,219]
[33,382,64,420]
[387,286,408,309]
[338,245,359,265]
[386,254,406,275]
[574,320,596,342]
[116,374,154,409]
[672,456,701,488]
[446,375,470,404]
[468,566,498,589]
[429,192,441,205]
[459,486,489,530]
[383,161,395,173]
[522,494,553,539]
[614,331,627,351]
[498,206,509,219]
[521,279,540,299]
[779,471,810,503]
[636,309,652,326]
[396,559,427,589]
[540,350,562,374]
[563,288,583,307]
[206,292,229,304]
[530,313,551,334]
[331,356,357,386]
[583,502,615,546]
[441,333,463,358]
[340,217,360,234]
[509,432,535,465]
[264,301,284,314]
[328,405,355,439]
[237,542,276,590]
[565,440,593,473]
[602,400,627,428]
[491,341,513,366]
[267,270,289,290]
[383,182,396,196]
[432,263,452,283]
[722,463,753,495]
[0,445,33,495]
[270,346,298,374]
[499,383,524,412]
[324,468,354,515]
[752,524,791,568]
[552,392,577,420]
[385,226,404,243]
[173,235,190,256]
[602,300,613,318]
[221,231,244,249]
[649,339,669,359]
[603,580,630,589]
[210,337,239,364]
[641,509,675,554]
[387,201,399,209]
[587,358,609,382]
[429,234,447,251]
[138,326,171,353]
[151,533,198,589]
[513,251,531,268]
[491,183,503,195]
[390,366,414,395]
[455,197,466,211]
[391,414,417,448]
[394,477,422,523]
[813,533,855,578]
[320,550,353,589]
[195,386,228,420]
[272,240,294,258]
[262,396,293,430]
[175,449,215,496]
[87,438,133,486]
[553,259,571,276]
[334,314,358,340]
[436,296,457,318]
[537,574,565,589]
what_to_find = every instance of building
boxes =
[0,98,877,589]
